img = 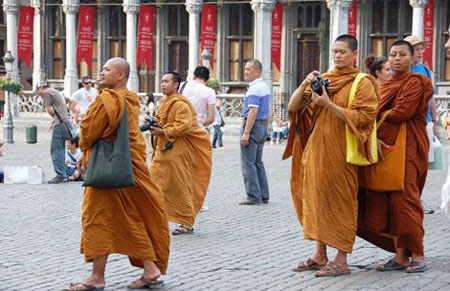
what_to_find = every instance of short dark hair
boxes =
[81,76,90,83]
[69,136,79,148]
[390,40,415,56]
[247,59,262,72]
[193,66,210,81]
[146,92,155,105]
[334,34,358,51]
[363,55,388,78]
[165,71,181,90]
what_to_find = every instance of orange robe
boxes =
[357,72,433,256]
[283,67,380,253]
[149,94,212,228]
[79,87,170,274]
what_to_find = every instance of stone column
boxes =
[62,0,80,98]
[410,0,428,40]
[97,1,106,78]
[31,0,43,88]
[155,4,167,93]
[326,0,353,68]
[279,4,295,96]
[251,0,276,90]
[123,0,140,92]
[185,0,202,80]
[3,0,20,116]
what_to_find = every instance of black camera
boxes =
[311,76,331,96]
[140,116,159,132]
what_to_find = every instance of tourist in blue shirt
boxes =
[238,59,271,205]
[405,35,435,214]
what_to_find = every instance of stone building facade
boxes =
[2,0,450,108]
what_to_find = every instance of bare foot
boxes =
[127,272,162,289]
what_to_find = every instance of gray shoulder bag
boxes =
[82,99,136,189]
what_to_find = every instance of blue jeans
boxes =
[240,120,270,202]
[212,124,223,147]
[50,124,66,177]
[272,131,282,139]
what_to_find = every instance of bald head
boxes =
[107,57,130,79]
[100,58,130,89]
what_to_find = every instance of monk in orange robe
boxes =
[357,40,433,273]
[149,72,212,236]
[283,35,379,277]
[65,58,170,290]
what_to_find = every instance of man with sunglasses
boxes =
[71,76,98,118]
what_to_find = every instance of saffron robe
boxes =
[150,94,212,228]
[79,87,170,274]
[357,72,433,256]
[283,67,380,253]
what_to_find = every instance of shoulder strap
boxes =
[347,73,367,109]
[53,107,64,122]
[424,66,432,79]
[179,81,188,94]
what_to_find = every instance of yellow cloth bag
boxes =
[346,73,378,166]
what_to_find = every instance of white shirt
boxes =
[71,87,98,115]
[180,80,216,126]
[65,148,81,169]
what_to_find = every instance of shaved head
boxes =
[100,58,130,90]
[107,57,130,79]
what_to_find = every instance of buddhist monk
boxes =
[283,34,380,277]
[65,58,170,290]
[149,72,212,236]
[357,40,433,273]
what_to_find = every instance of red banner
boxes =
[200,4,216,69]
[17,6,34,68]
[137,6,155,69]
[423,0,434,70]
[271,3,283,71]
[348,0,357,37]
[76,6,96,70]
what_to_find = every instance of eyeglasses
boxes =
[83,81,91,85]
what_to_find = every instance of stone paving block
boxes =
[1,142,450,290]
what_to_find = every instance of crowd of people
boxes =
[2,26,447,290]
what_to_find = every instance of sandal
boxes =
[315,261,351,277]
[63,282,104,291]
[406,261,427,273]
[376,259,408,271]
[171,224,194,236]
[127,277,164,289]
[292,258,326,272]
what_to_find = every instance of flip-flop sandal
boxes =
[315,261,351,277]
[63,282,104,291]
[127,279,164,289]
[376,259,408,271]
[292,258,326,272]
[406,261,427,273]
[171,225,194,236]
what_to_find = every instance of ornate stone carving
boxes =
[409,0,428,8]
[326,0,353,10]
[62,0,80,14]
[2,0,20,14]
[186,0,203,14]
[251,0,276,13]
[123,0,140,14]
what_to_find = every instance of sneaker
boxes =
[48,175,68,184]
[212,145,217,149]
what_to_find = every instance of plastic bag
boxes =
[441,154,450,216]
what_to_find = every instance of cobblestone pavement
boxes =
[1,140,450,291]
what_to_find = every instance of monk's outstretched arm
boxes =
[387,77,428,123]
[79,100,109,151]
[163,103,193,138]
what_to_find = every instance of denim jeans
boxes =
[212,124,223,147]
[240,120,270,202]
[50,124,66,177]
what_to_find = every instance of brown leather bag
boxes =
[358,111,406,192]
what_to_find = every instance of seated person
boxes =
[271,115,285,145]
[443,112,450,140]
[65,136,83,181]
